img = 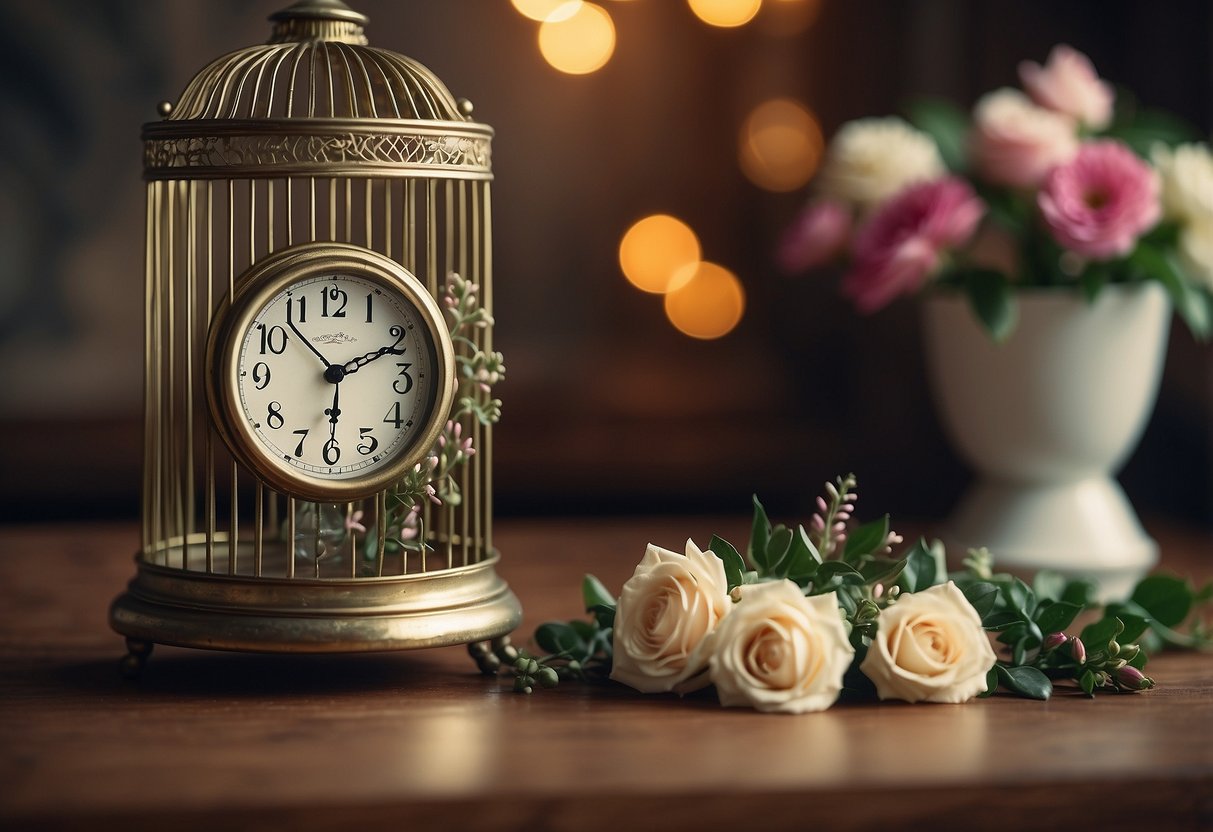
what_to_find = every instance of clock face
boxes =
[209,244,454,502]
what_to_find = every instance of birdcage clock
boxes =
[110,0,521,676]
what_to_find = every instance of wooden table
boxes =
[2,518,1211,831]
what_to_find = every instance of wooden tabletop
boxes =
[1,518,1211,831]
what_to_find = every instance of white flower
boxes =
[860,582,996,704]
[610,540,731,694]
[815,117,945,213]
[969,88,1079,190]
[708,581,854,714]
[1151,142,1213,224]
[1179,218,1213,291]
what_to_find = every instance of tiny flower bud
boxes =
[1115,665,1152,691]
[1043,632,1068,651]
[526,658,540,676]
[1108,640,1121,657]
[514,656,530,672]
[1109,658,1127,670]
[1070,637,1087,665]
[730,586,743,602]
[537,667,559,689]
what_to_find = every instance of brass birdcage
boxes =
[110,0,520,674]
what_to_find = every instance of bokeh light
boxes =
[739,98,824,192]
[663,262,746,339]
[619,215,703,294]
[687,0,763,28]
[511,0,582,23]
[538,2,616,75]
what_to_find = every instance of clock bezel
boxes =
[205,242,456,503]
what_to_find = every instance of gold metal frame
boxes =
[205,242,455,503]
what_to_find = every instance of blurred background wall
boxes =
[0,0,1210,527]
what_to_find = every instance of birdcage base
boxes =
[109,552,522,661]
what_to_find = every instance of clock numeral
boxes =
[383,401,404,429]
[322,438,341,465]
[321,284,347,318]
[266,401,285,430]
[365,293,374,323]
[256,324,288,355]
[393,363,414,395]
[291,429,308,458]
[251,362,271,390]
[357,427,379,455]
[295,296,307,323]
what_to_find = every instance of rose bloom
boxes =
[841,177,985,313]
[777,199,852,273]
[1038,140,1161,260]
[859,582,996,704]
[814,117,945,214]
[1019,44,1115,130]
[1179,219,1213,291]
[708,581,854,714]
[1151,142,1213,223]
[970,88,1079,190]
[610,540,731,694]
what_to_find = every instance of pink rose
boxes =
[842,177,985,313]
[1019,44,1115,130]
[970,88,1079,190]
[777,199,853,273]
[1038,140,1161,260]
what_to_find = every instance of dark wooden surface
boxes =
[1,518,1211,831]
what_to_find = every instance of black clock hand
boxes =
[342,325,406,376]
[324,379,340,441]
[286,296,332,369]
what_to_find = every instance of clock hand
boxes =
[324,378,340,441]
[286,296,332,369]
[341,325,406,376]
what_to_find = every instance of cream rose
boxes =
[610,540,730,694]
[1151,142,1213,223]
[708,581,854,714]
[860,582,996,704]
[1179,219,1213,291]
[815,117,945,213]
[970,88,1079,189]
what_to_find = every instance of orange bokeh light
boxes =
[663,262,746,339]
[511,0,583,22]
[687,0,763,28]
[619,215,703,294]
[538,2,616,75]
[739,98,824,192]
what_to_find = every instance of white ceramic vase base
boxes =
[943,475,1157,602]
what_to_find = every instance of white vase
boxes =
[922,282,1171,600]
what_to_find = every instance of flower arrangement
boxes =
[779,45,1213,341]
[494,475,1212,713]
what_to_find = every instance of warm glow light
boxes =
[687,0,763,28]
[512,0,583,22]
[538,2,616,75]
[663,262,746,339]
[739,98,823,192]
[619,215,702,294]
[757,0,822,35]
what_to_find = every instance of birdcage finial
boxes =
[268,0,369,44]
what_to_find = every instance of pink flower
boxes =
[1019,44,1115,130]
[1038,140,1161,260]
[970,88,1079,189]
[777,200,853,273]
[344,510,366,534]
[842,177,985,313]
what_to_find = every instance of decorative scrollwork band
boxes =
[144,129,492,179]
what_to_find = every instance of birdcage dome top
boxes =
[165,0,467,122]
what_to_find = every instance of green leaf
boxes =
[1080,616,1124,650]
[1004,577,1037,617]
[1061,579,1099,607]
[587,603,616,630]
[859,556,908,586]
[1103,106,1202,156]
[1079,668,1098,696]
[844,515,889,563]
[1116,614,1151,644]
[1131,574,1193,628]
[765,525,794,574]
[905,97,969,171]
[748,495,771,571]
[899,538,945,593]
[709,535,747,593]
[978,666,1000,698]
[534,622,587,656]
[1128,649,1148,671]
[964,269,1018,342]
[1032,570,1067,604]
[1128,243,1212,340]
[982,609,1023,631]
[962,582,1000,619]
[812,561,865,593]
[783,526,821,581]
[1079,265,1107,304]
[996,665,1052,701]
[1035,601,1082,636]
[582,574,616,612]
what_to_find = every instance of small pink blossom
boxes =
[1019,44,1115,130]
[344,510,366,534]
[1038,140,1161,260]
[970,88,1079,190]
[777,199,853,273]
[842,177,985,313]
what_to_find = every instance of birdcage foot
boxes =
[468,636,518,676]
[119,638,154,679]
